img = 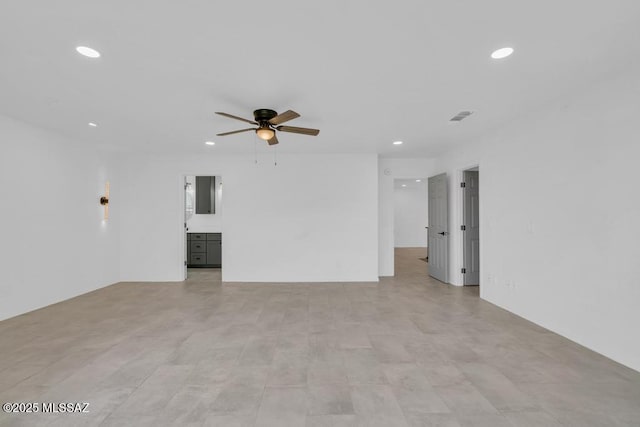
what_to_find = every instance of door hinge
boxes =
[461,268,466,274]
[461,225,466,231]
[460,182,466,188]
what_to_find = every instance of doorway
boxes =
[462,168,479,286]
[182,174,223,280]
[393,178,429,262]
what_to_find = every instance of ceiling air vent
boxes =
[449,111,473,122]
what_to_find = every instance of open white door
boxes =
[463,170,480,285]
[183,176,188,280]
[428,173,449,283]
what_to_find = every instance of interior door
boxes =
[428,173,449,283]
[183,177,188,279]
[463,171,480,285]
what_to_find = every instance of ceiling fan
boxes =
[215,109,320,145]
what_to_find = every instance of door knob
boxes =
[438,231,448,236]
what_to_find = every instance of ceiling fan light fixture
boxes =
[256,127,275,141]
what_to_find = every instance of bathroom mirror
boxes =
[195,176,216,214]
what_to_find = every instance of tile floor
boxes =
[0,248,639,426]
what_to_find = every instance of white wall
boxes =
[119,153,379,282]
[185,175,223,233]
[0,115,119,321]
[378,158,435,276]
[394,180,428,247]
[432,67,640,372]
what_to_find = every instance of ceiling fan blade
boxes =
[277,125,320,136]
[217,128,256,136]
[269,110,300,125]
[267,134,279,145]
[215,112,258,125]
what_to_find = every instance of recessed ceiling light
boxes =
[402,184,407,187]
[205,141,215,146]
[416,179,421,182]
[491,47,514,59]
[76,46,101,58]
[393,141,403,145]
[88,122,97,127]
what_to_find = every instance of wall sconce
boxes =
[100,182,110,220]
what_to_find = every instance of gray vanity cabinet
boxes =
[187,232,221,267]
[206,234,222,267]
[195,176,215,214]
[190,239,207,265]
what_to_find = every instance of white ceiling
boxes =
[1,1,639,157]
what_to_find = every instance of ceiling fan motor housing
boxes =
[253,109,278,123]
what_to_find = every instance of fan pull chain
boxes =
[254,134,258,165]
[274,145,277,166]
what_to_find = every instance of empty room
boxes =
[1,1,639,426]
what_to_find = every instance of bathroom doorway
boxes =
[183,175,223,280]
